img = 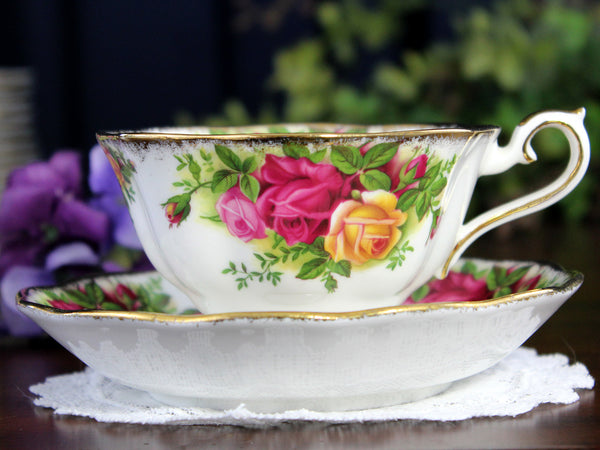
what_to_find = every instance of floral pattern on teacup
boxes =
[101,145,137,204]
[156,139,456,293]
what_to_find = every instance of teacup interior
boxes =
[141,123,457,136]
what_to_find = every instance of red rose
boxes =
[256,155,348,245]
[406,271,492,304]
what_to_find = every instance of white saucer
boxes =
[17,258,582,413]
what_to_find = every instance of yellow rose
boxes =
[324,191,408,265]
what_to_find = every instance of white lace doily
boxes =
[29,347,594,427]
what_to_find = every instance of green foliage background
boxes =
[182,0,600,226]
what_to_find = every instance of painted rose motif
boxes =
[165,202,187,227]
[406,261,540,304]
[353,143,428,199]
[100,146,136,203]
[216,186,267,242]
[256,155,347,245]
[39,277,179,313]
[48,299,86,311]
[405,271,491,304]
[324,191,408,264]
[162,139,456,293]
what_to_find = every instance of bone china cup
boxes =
[97,109,590,314]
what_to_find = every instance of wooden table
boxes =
[1,226,599,449]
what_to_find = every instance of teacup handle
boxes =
[442,108,590,276]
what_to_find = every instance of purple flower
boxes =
[1,266,55,336]
[0,243,100,336]
[0,151,110,336]
[0,148,150,336]
[89,145,141,250]
[0,151,110,276]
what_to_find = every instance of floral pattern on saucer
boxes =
[405,260,558,304]
[21,259,565,314]
[26,275,200,315]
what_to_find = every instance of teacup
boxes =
[97,109,589,314]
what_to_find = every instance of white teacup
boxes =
[97,109,589,313]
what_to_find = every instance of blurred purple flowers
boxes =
[0,146,148,336]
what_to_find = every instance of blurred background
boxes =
[2,0,599,226]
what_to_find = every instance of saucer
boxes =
[17,258,583,413]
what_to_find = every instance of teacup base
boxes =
[148,382,452,413]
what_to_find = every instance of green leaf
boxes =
[307,236,329,257]
[400,162,419,185]
[85,282,105,306]
[172,193,191,215]
[424,162,441,181]
[200,214,222,222]
[415,191,431,221]
[240,174,260,202]
[396,189,419,210]
[504,266,532,286]
[308,149,327,163]
[199,149,212,162]
[410,285,430,302]
[362,142,398,169]
[460,260,479,276]
[101,302,123,311]
[296,257,328,280]
[330,145,363,174]
[324,274,338,293]
[486,270,498,290]
[164,193,191,206]
[494,287,513,298]
[428,177,447,196]
[63,289,95,308]
[283,142,310,159]
[360,170,391,191]
[180,204,191,223]
[188,158,201,181]
[211,170,238,193]
[215,145,242,171]
[328,260,351,277]
[493,267,508,285]
[242,156,258,174]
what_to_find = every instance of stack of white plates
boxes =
[0,67,38,194]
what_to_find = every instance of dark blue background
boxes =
[2,1,483,156]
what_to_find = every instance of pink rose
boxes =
[405,271,492,304]
[216,187,267,242]
[256,155,348,245]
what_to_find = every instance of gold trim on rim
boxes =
[17,270,582,324]
[96,125,499,143]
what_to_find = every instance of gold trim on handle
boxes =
[441,120,585,277]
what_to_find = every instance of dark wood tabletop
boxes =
[1,225,599,450]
